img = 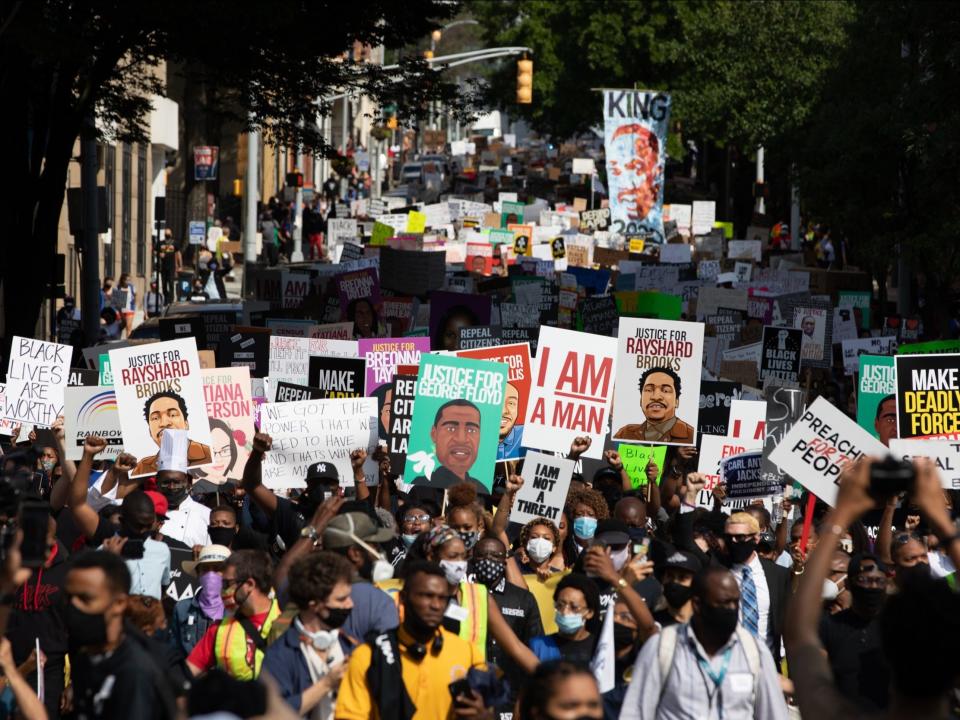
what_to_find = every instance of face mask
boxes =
[526,537,554,564]
[897,562,930,584]
[610,546,630,572]
[697,604,739,643]
[555,611,585,635]
[369,556,395,583]
[822,576,845,602]
[471,558,505,589]
[402,533,419,549]
[457,530,479,551]
[208,526,237,547]
[627,526,647,543]
[41,460,56,474]
[663,582,695,608]
[65,603,108,653]
[727,540,757,565]
[440,559,468,585]
[323,606,352,630]
[850,585,886,615]
[198,572,225,620]
[573,516,597,540]
[613,622,637,649]
[160,486,189,509]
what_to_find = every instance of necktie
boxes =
[741,566,759,637]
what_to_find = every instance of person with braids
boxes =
[517,517,566,578]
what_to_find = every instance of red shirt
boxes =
[187,608,271,673]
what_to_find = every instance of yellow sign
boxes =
[629,238,645,253]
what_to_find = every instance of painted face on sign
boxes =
[471,256,487,274]
[442,311,476,352]
[641,371,678,423]
[874,396,898,447]
[500,383,520,439]
[608,123,661,220]
[802,316,816,337]
[430,403,481,479]
[148,395,189,446]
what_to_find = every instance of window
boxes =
[104,145,115,278]
[121,142,132,274]
[137,144,147,275]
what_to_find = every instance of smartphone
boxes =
[633,536,650,559]
[19,500,51,568]
[449,678,472,706]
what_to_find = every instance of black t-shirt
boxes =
[596,576,662,623]
[6,542,71,665]
[652,608,681,629]
[553,633,597,666]
[819,609,890,711]
[487,580,543,690]
[268,496,306,557]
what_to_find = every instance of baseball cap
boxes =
[323,511,395,549]
[660,549,702,575]
[182,544,232,576]
[595,519,630,547]
[306,462,339,483]
[144,490,169,521]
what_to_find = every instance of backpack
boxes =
[656,624,761,711]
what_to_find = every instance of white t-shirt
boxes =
[160,495,211,547]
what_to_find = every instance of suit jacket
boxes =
[758,556,792,664]
[613,417,695,443]
[131,440,212,477]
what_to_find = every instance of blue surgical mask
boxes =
[555,611,585,635]
[573,516,597,540]
[402,533,419,549]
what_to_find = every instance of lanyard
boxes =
[697,647,732,719]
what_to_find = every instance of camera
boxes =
[869,456,915,498]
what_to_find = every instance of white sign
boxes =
[768,396,887,506]
[728,399,767,442]
[659,243,692,264]
[572,158,596,175]
[888,439,960,490]
[3,336,72,427]
[268,336,360,388]
[691,201,716,235]
[259,397,378,489]
[697,433,764,503]
[841,336,897,375]
[327,218,358,245]
[727,240,762,262]
[522,327,617,459]
[63,386,124,460]
[513,451,575,525]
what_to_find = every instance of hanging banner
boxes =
[858,355,896,443]
[895,353,960,440]
[602,89,672,243]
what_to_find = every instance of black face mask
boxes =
[65,603,108,653]
[208,526,237,547]
[613,622,637,650]
[727,540,757,565]
[298,485,331,518]
[897,562,931,585]
[323,606,352,629]
[697,604,739,643]
[663,582,695,608]
[160,486,189,509]
[850,585,886,615]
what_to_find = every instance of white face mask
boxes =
[440,559,468,585]
[371,557,395,583]
[822,575,846,602]
[526,537,554,564]
[610,546,630,572]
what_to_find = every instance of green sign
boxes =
[487,228,514,245]
[613,291,682,320]
[370,221,394,247]
[857,354,894,439]
[897,339,960,355]
[619,444,668,488]
[838,291,872,329]
[98,353,113,386]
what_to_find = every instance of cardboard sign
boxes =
[551,236,566,259]
[612,318,703,446]
[466,242,494,276]
[359,337,431,395]
[760,386,805,491]
[842,336,897,375]
[259,398,378,489]
[63,386,124,460]
[579,208,611,232]
[698,381,742,436]
[457,326,502,350]
[404,354,508,492]
[727,240,762,262]
[268,336,359,389]
[768,397,887,505]
[274,381,326,402]
[698,434,764,496]
[201,367,254,484]
[857,355,896,441]
[160,316,207,349]
[388,374,417,475]
[3,336,72,427]
[721,451,776,499]
[307,356,365,398]
[456,342,532,462]
[513,451,575,524]
[328,218,358,245]
[371,221,394,247]
[523,327,616,459]
[109,338,212,478]
[333,268,381,320]
[760,326,802,386]
[618,443,667,488]
[895,353,960,440]
[218,327,271,377]
[888,439,960,489]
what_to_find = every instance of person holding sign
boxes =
[130,390,212,477]
[613,367,695,444]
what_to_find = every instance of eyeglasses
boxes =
[403,514,431,524]
[893,532,922,546]
[555,601,586,613]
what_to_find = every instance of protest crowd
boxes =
[2,100,960,720]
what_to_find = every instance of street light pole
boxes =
[244,121,259,265]
[291,132,304,262]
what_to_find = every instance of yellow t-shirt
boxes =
[523,570,570,635]
[336,626,479,720]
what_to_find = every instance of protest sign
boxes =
[217,327,271,377]
[888,439,960,490]
[268,336,359,389]
[838,290,871,329]
[513,451,575,525]
[612,318,703,446]
[691,203,716,236]
[523,327,616,459]
[760,386,805,491]
[63,386,124,460]
[895,353,960,439]
[721,451,776,499]
[729,399,767,441]
[579,208,611,233]
[388,374,417,475]
[768,397,886,506]
[109,338,212,478]
[371,221,394,247]
[727,240,762,262]
[159,316,207,349]
[359,337,431,395]
[841,336,897,375]
[259,398,378,489]
[660,244,692,264]
[201,312,237,352]
[57,308,81,345]
[760,326,802,386]
[333,268,381,320]
[404,354,507,492]
[456,342,532,462]
[3,336,72,427]
[551,236,566,259]
[898,339,960,355]
[698,434,764,496]
[602,89,671,242]
[857,355,896,440]
[429,291,493,353]
[698,381,742,436]
[457,326,502,350]
[832,307,859,345]
[69,368,99,387]
[618,444,667,488]
[379,248,446,295]
[579,296,620,337]
[201,367,254,484]
[734,261,752,283]
[339,243,363,263]
[307,356,365,398]
[466,242,494,276]
[274,381,326,402]
[327,218,358,245]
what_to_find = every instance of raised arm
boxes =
[70,436,107,538]
[912,458,960,572]
[775,497,793,557]
[273,496,344,589]
[49,416,74,512]
[373,446,393,512]
[874,495,898,565]
[486,595,539,674]
[242,432,279,516]
[491,472,522,547]
[350,449,370,503]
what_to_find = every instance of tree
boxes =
[0,0,474,348]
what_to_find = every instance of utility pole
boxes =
[80,110,100,347]
[755,146,765,215]
[244,122,259,265]
[291,138,304,262]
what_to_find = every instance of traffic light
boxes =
[233,178,243,196]
[516,58,533,104]
[286,171,304,188]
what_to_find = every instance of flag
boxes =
[590,601,616,693]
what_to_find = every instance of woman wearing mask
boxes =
[517,518,565,578]
[444,482,488,553]
[397,504,434,552]
[517,660,604,720]
[530,574,602,665]
[565,487,610,555]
